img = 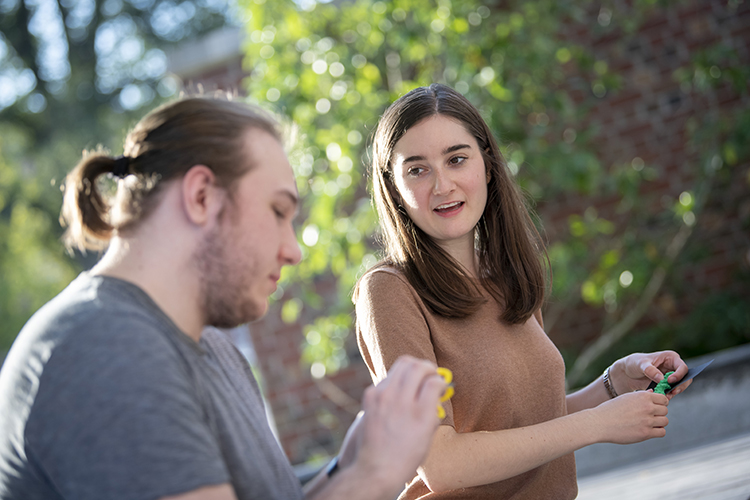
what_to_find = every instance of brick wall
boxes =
[173,0,749,466]
[539,0,750,353]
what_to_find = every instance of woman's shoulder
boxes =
[353,263,416,304]
[364,262,405,280]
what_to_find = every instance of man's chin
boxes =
[206,301,268,329]
[243,300,269,324]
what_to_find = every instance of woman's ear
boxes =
[484,148,492,184]
[386,177,404,207]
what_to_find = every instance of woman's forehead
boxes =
[394,115,477,154]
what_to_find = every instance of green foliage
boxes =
[0,133,78,350]
[0,0,236,128]
[240,0,749,378]
[0,0,240,352]
[241,0,642,373]
[573,288,750,384]
[301,313,354,376]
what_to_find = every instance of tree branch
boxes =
[313,376,361,415]
[566,221,694,387]
[0,1,42,87]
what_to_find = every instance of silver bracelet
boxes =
[603,365,619,399]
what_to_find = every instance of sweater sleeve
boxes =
[355,268,454,426]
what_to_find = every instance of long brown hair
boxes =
[60,96,280,252]
[369,84,547,324]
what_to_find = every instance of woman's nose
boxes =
[432,168,455,195]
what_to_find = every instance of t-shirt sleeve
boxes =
[26,313,230,500]
[355,269,454,426]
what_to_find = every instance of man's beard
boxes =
[193,224,262,329]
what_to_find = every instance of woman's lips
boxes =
[433,201,464,217]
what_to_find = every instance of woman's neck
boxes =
[436,235,478,278]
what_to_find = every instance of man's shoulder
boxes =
[1,273,188,415]
[0,273,209,500]
[18,273,175,351]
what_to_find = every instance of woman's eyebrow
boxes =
[401,144,472,164]
[443,144,471,155]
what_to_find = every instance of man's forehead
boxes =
[241,130,298,197]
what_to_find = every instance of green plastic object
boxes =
[653,371,675,395]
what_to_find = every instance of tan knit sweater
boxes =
[355,267,577,500]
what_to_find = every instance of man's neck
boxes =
[91,235,206,343]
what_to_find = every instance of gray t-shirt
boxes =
[0,273,304,500]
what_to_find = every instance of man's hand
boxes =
[311,356,446,500]
[352,356,446,476]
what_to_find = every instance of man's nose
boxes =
[281,226,302,265]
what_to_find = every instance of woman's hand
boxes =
[592,391,670,444]
[611,351,691,399]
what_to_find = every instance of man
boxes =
[0,97,446,500]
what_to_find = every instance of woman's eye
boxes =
[407,166,424,176]
[449,156,467,165]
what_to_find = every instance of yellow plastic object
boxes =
[436,368,455,419]
[437,367,453,384]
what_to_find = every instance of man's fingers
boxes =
[381,356,448,424]
[394,358,440,406]
[417,373,448,411]
[381,356,425,392]
[380,356,441,408]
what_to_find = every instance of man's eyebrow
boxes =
[278,188,300,214]
[401,144,472,164]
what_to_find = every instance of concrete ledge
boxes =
[576,342,750,477]
[578,431,750,499]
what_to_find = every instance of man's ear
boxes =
[182,165,226,226]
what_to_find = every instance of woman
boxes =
[354,84,691,499]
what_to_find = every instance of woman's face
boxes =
[391,115,488,254]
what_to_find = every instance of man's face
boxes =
[195,129,302,328]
